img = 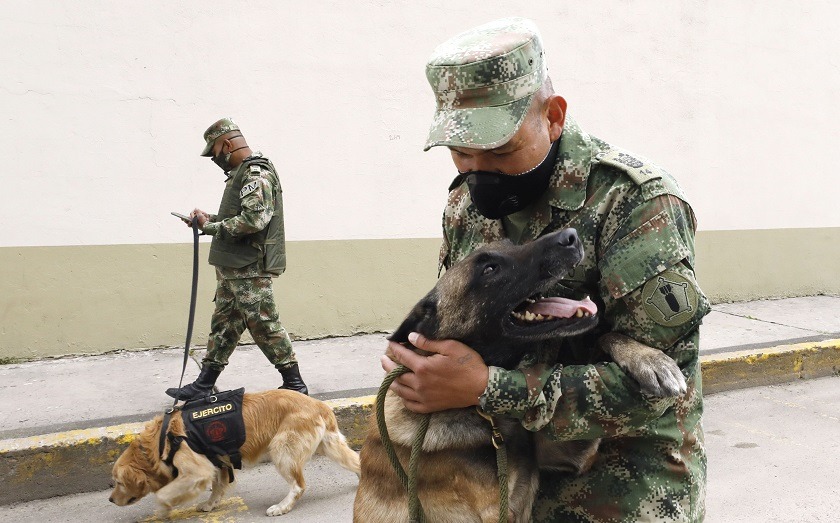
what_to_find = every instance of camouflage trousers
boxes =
[531,438,706,522]
[202,277,297,371]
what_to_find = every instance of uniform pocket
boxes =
[599,209,690,299]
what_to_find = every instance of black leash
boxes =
[158,216,199,467]
[170,217,201,409]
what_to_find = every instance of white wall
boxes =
[2,0,838,248]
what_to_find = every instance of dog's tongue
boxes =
[526,296,598,318]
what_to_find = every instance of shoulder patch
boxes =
[240,180,260,198]
[250,164,262,174]
[595,148,663,186]
[641,270,699,327]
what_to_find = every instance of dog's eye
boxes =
[482,264,498,276]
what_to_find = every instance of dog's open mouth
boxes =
[510,294,597,325]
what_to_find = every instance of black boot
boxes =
[278,364,308,395]
[165,366,221,401]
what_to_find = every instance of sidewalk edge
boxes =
[2,342,838,505]
[700,338,840,394]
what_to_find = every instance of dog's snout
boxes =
[556,228,579,248]
[109,496,114,504]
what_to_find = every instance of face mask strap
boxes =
[214,135,244,158]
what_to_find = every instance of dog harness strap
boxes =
[164,433,185,479]
[159,407,185,478]
[205,454,235,483]
[159,411,172,462]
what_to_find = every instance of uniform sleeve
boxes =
[202,166,275,237]
[480,193,709,438]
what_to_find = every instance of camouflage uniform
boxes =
[199,131,297,373]
[427,19,708,522]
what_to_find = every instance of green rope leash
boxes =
[377,365,510,523]
[376,364,429,523]
[477,407,509,523]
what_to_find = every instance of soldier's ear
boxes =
[388,291,439,343]
[547,95,567,142]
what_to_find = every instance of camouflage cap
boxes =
[424,17,547,152]
[200,117,240,156]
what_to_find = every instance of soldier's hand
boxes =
[190,209,210,228]
[382,332,489,414]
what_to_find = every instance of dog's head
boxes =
[390,228,598,368]
[109,417,174,506]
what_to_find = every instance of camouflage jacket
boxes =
[202,153,279,280]
[441,117,709,522]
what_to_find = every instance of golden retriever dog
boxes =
[109,389,360,517]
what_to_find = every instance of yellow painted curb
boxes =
[2,343,838,506]
[0,422,146,505]
[700,339,840,394]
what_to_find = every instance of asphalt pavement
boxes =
[0,295,838,521]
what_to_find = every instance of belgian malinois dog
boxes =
[353,228,686,522]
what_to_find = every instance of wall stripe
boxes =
[1,228,838,360]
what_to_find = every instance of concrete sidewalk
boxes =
[1,296,839,506]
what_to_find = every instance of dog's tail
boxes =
[318,415,361,475]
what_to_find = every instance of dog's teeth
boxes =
[575,309,583,318]
[584,311,591,317]
[525,311,536,321]
[535,314,545,321]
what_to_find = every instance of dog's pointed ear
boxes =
[388,291,439,342]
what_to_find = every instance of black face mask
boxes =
[448,138,561,219]
[211,134,246,173]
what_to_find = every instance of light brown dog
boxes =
[109,389,360,517]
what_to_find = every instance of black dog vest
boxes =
[164,388,247,482]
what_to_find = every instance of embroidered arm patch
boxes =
[641,270,699,327]
[240,180,260,198]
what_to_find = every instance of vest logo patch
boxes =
[240,180,260,198]
[641,271,698,326]
[206,420,228,443]
[190,402,234,420]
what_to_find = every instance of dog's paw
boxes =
[625,349,687,398]
[266,502,294,516]
[197,500,218,512]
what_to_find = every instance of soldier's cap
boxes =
[200,117,240,157]
[424,17,547,152]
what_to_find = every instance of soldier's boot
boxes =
[165,366,221,401]
[278,364,309,395]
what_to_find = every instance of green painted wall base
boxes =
[1,227,838,359]
[0,239,441,360]
[694,227,840,302]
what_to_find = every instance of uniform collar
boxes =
[500,116,595,243]
[225,152,264,179]
[453,116,597,247]
[546,115,595,211]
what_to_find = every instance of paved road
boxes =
[2,376,837,523]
